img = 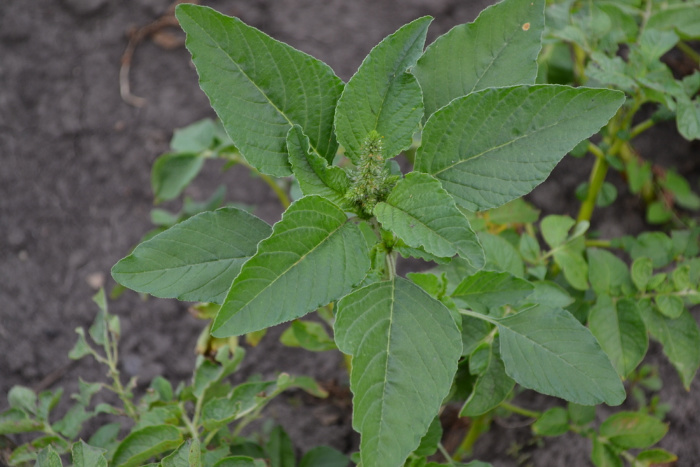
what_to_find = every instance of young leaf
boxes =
[591,437,622,467]
[588,296,648,379]
[413,416,443,457]
[540,215,575,249]
[631,257,653,292]
[267,425,295,467]
[451,270,533,313]
[0,408,43,435]
[112,425,183,467]
[287,125,350,207]
[414,0,545,118]
[335,16,431,162]
[639,303,700,390]
[8,386,36,416]
[481,307,626,405]
[654,294,684,319]
[532,407,569,437]
[176,4,343,176]
[334,278,461,467]
[587,249,634,296]
[416,85,625,211]
[599,412,668,449]
[460,339,514,417]
[213,457,259,467]
[36,446,63,467]
[112,208,271,304]
[151,153,206,204]
[213,195,370,337]
[374,172,484,267]
[71,440,107,467]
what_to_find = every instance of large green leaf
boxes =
[461,339,514,416]
[465,306,625,405]
[112,208,271,304]
[335,17,431,162]
[176,4,343,176]
[416,85,625,211]
[287,125,350,207]
[334,278,461,467]
[112,425,182,467]
[374,172,484,267]
[588,296,648,379]
[213,196,370,336]
[160,439,201,467]
[639,302,700,390]
[414,0,545,118]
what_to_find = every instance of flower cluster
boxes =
[346,131,398,217]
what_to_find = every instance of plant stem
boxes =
[677,41,700,65]
[587,141,605,161]
[585,239,612,248]
[577,150,609,223]
[629,118,655,139]
[453,414,489,460]
[437,443,457,466]
[499,401,542,419]
[257,172,291,209]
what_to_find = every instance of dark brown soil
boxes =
[1,1,698,466]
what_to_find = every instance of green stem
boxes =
[587,142,605,161]
[577,151,609,223]
[499,401,542,419]
[453,414,489,460]
[585,239,612,248]
[258,172,291,209]
[179,403,200,441]
[629,118,655,139]
[437,443,457,466]
[677,41,700,65]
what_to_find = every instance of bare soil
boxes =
[1,1,699,466]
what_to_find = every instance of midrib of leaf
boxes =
[468,23,512,94]
[372,30,426,133]
[430,89,576,176]
[375,280,395,453]
[379,203,454,252]
[461,309,612,393]
[228,216,348,314]
[188,14,326,159]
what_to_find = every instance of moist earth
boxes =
[1,0,699,466]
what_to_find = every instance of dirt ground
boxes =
[1,0,699,466]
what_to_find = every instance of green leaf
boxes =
[647,4,700,39]
[53,404,92,439]
[553,246,589,291]
[176,4,343,176]
[159,439,201,467]
[587,249,633,296]
[374,172,484,267]
[635,448,677,466]
[37,389,63,422]
[485,307,625,405]
[72,440,108,467]
[412,416,442,457]
[334,278,461,467]
[591,437,622,467]
[416,85,625,211]
[36,446,63,467]
[299,446,348,467]
[280,320,337,352]
[213,196,370,336]
[8,386,36,416]
[88,423,121,449]
[484,198,540,225]
[654,294,685,319]
[335,17,431,161]
[532,407,569,437]
[414,0,545,118]
[479,232,525,278]
[0,408,43,435]
[640,304,700,389]
[600,411,668,449]
[112,425,183,467]
[588,296,648,378]
[677,96,700,140]
[69,328,93,360]
[568,403,595,426]
[626,232,674,268]
[586,52,635,91]
[631,257,653,292]
[112,208,271,304]
[267,425,295,467]
[451,271,533,313]
[151,153,206,203]
[525,281,574,309]
[287,125,350,207]
[461,314,494,357]
[541,215,575,249]
[170,118,223,153]
[460,339,514,417]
